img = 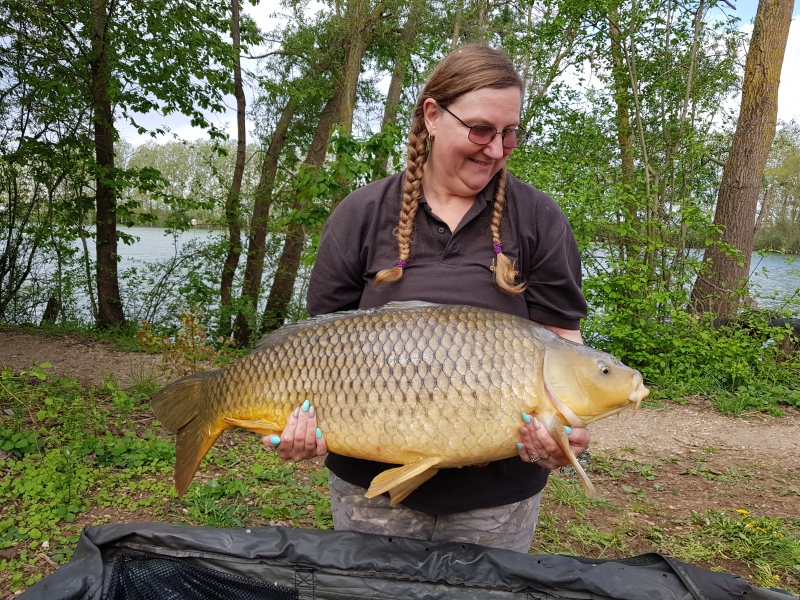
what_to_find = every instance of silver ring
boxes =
[530,456,541,463]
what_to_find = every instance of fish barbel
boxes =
[151,302,649,502]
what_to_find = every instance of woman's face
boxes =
[423,86,521,197]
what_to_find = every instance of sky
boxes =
[117,1,800,147]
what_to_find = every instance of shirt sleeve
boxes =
[524,194,587,330]
[305,199,367,317]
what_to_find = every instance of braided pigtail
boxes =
[374,126,428,288]
[490,169,525,294]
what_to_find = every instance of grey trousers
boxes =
[328,472,541,553]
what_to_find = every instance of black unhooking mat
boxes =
[18,523,795,600]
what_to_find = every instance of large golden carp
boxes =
[151,302,648,502]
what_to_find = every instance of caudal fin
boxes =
[150,372,223,497]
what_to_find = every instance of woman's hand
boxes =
[262,401,328,462]
[517,415,590,470]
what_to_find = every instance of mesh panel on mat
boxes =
[105,553,299,600]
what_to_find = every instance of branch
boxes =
[672,0,704,157]
[245,50,306,60]
[705,155,727,168]
[754,184,772,238]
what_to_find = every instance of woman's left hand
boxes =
[517,416,590,470]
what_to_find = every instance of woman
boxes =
[264,45,590,553]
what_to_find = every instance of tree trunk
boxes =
[260,90,344,334]
[608,6,634,192]
[219,0,247,336]
[379,0,423,167]
[451,0,462,50]
[90,0,125,327]
[690,0,794,316]
[608,5,635,265]
[339,0,368,134]
[476,0,487,43]
[232,98,297,345]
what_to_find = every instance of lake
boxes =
[116,227,799,314]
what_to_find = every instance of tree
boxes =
[0,0,92,322]
[756,121,800,253]
[6,0,243,326]
[260,87,345,334]
[690,0,796,316]
[90,0,126,325]
[259,0,385,334]
[378,0,425,171]
[219,0,248,336]
[230,99,297,344]
[230,11,356,345]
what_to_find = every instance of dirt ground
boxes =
[2,328,799,591]
[0,330,165,388]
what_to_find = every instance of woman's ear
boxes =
[422,98,440,138]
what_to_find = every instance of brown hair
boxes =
[374,44,525,294]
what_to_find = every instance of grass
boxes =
[0,366,330,594]
[534,456,800,594]
[656,510,800,589]
[1,365,798,596]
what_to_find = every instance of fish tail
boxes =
[150,371,224,497]
[540,414,597,498]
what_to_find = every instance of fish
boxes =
[150,301,649,503]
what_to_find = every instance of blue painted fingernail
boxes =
[316,428,322,439]
[565,426,572,435]
[522,412,531,424]
[517,443,523,451]
[301,400,310,412]
[270,436,281,446]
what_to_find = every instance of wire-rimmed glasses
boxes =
[438,104,527,149]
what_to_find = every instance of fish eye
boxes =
[598,360,611,375]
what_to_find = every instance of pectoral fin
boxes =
[365,457,442,506]
[224,417,283,436]
[540,414,596,498]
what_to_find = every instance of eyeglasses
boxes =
[438,104,527,149]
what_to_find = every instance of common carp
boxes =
[151,301,648,502]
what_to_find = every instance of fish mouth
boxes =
[629,373,650,415]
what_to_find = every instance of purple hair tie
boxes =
[493,243,503,254]
[397,260,407,268]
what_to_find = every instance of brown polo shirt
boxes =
[306,170,587,514]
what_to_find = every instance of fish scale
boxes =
[150,301,648,501]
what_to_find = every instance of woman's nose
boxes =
[482,134,505,159]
